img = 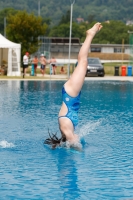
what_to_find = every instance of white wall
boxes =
[101,47,114,53]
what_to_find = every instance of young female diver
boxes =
[44,22,103,149]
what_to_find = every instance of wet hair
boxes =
[44,130,66,149]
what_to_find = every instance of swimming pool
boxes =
[0,80,133,200]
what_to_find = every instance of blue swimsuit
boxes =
[58,86,81,129]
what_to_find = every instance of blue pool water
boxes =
[0,80,133,200]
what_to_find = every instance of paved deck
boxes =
[85,76,133,81]
[0,74,133,81]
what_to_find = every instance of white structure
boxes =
[0,34,21,76]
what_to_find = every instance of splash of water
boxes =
[60,140,82,151]
[59,120,101,151]
[78,120,101,138]
[0,140,15,148]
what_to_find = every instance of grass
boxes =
[89,52,130,60]
[104,64,120,75]
[103,62,132,76]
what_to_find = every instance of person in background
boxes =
[50,57,57,75]
[60,66,65,74]
[23,52,29,78]
[40,54,47,76]
[32,55,38,75]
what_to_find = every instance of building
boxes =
[37,37,131,59]
[76,17,84,23]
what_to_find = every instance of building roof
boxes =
[50,37,80,44]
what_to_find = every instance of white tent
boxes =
[0,34,21,76]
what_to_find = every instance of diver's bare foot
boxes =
[86,22,103,37]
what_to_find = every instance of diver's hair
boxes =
[44,129,66,149]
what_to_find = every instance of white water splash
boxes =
[60,140,82,151]
[0,140,15,148]
[78,120,101,138]
[60,120,102,150]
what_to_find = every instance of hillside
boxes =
[0,0,133,25]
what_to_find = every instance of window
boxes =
[88,58,101,64]
[91,47,101,52]
[114,48,124,53]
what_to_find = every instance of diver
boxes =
[44,22,103,149]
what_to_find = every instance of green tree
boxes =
[58,10,70,25]
[42,17,52,36]
[2,0,133,25]
[0,8,17,35]
[6,11,48,56]
[42,17,51,26]
[92,21,131,44]
[49,22,83,38]
[49,23,70,37]
[87,14,96,23]
[82,20,133,44]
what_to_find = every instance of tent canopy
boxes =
[0,34,21,76]
[0,34,21,48]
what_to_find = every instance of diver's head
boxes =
[44,130,66,149]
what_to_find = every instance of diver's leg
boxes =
[65,22,102,97]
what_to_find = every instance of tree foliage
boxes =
[1,0,133,25]
[48,10,133,44]
[58,10,70,25]
[49,17,133,44]
[91,21,133,44]
[6,11,47,56]
[49,22,83,38]
[0,8,17,35]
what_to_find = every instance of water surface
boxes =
[0,80,133,200]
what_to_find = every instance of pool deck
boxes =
[84,76,133,81]
[0,74,133,81]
